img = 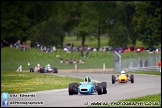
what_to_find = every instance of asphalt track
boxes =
[5,72,161,107]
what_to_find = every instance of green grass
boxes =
[1,70,83,93]
[63,36,147,48]
[2,47,159,71]
[64,36,109,47]
[117,94,161,107]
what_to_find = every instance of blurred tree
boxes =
[1,1,33,44]
[132,1,161,47]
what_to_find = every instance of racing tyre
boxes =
[53,68,58,73]
[101,82,107,94]
[69,83,74,95]
[30,67,34,72]
[130,74,134,83]
[40,68,45,73]
[73,82,79,94]
[97,83,102,95]
[112,75,116,84]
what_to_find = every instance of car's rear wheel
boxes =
[130,74,134,83]
[40,68,45,73]
[30,67,34,72]
[101,82,107,94]
[69,83,74,95]
[97,83,102,95]
[53,68,58,73]
[112,75,116,84]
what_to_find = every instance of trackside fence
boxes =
[114,52,161,72]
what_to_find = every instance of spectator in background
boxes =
[1,42,3,47]
[155,48,160,53]
[60,58,63,64]
[158,59,161,72]
[73,59,79,64]
[93,48,97,52]
[47,46,51,52]
[73,46,76,52]
[87,46,91,51]
[80,47,84,57]
[71,43,74,51]
[52,46,57,52]
[69,58,73,64]
[36,42,39,49]
[43,46,47,52]
[40,45,43,51]
[17,40,20,45]
[137,48,140,53]
[139,59,143,67]
[14,40,21,49]
[64,47,67,52]
[144,59,149,67]
[86,51,89,57]
[66,58,69,64]
[79,59,85,64]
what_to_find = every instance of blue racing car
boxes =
[68,76,107,95]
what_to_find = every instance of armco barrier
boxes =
[124,66,160,72]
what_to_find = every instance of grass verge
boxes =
[1,71,83,93]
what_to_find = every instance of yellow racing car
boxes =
[112,70,134,84]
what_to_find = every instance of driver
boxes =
[85,76,91,82]
[121,70,126,75]
[34,64,41,72]
[45,64,52,71]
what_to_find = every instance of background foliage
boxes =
[1,1,161,48]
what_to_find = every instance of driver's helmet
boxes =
[85,76,91,82]
[121,70,125,75]
[47,64,50,67]
[37,64,40,66]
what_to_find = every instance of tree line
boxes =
[1,1,161,48]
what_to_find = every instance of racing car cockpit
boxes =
[85,76,91,82]
[121,70,126,75]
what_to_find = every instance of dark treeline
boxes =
[1,1,161,48]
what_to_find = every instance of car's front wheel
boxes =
[73,82,79,94]
[40,68,45,73]
[69,83,74,95]
[101,82,107,94]
[112,75,116,84]
[130,74,134,83]
[97,83,102,95]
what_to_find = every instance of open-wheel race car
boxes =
[68,76,107,95]
[112,70,134,84]
[30,64,41,72]
[30,64,58,73]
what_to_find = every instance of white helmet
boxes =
[121,70,125,75]
[47,64,50,67]
[37,64,40,66]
